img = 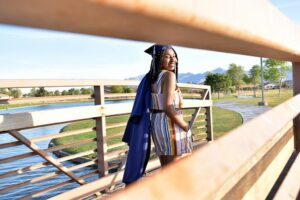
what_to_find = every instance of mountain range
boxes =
[127,67,292,83]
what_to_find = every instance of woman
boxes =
[122,44,192,184]
[146,44,193,166]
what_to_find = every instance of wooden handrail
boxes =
[0,79,139,88]
[274,153,300,199]
[0,0,299,199]
[0,80,212,199]
[0,1,300,61]
[0,100,212,132]
[105,95,300,200]
[51,94,300,200]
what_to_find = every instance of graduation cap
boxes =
[144,44,174,57]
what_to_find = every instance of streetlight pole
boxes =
[259,57,267,106]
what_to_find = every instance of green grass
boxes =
[212,107,243,138]
[52,106,243,156]
[213,89,293,107]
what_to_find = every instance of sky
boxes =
[0,0,300,80]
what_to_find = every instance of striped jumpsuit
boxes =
[151,71,193,156]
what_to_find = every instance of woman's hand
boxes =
[183,123,189,132]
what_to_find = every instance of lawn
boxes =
[213,88,293,107]
[52,106,243,156]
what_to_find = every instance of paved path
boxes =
[214,102,271,123]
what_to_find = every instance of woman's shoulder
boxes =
[161,70,176,81]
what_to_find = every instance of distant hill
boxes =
[178,67,226,83]
[127,67,227,83]
[127,67,292,83]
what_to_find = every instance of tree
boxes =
[123,86,134,93]
[227,63,245,95]
[263,58,291,97]
[74,89,81,95]
[35,87,47,97]
[68,88,76,95]
[204,73,231,99]
[248,65,261,97]
[61,90,68,96]
[80,88,93,94]
[8,88,22,98]
[0,88,8,94]
[29,87,37,97]
[47,91,54,96]
[111,86,124,93]
[54,90,61,96]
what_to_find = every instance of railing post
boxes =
[94,85,108,176]
[292,62,300,152]
[205,87,214,141]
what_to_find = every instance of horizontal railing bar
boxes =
[195,125,207,129]
[8,95,92,105]
[0,101,210,132]
[68,159,98,171]
[49,171,125,199]
[46,138,97,153]
[0,80,139,88]
[274,152,300,200]
[188,100,212,108]
[19,170,99,200]
[105,93,136,98]
[193,136,206,141]
[0,80,211,90]
[106,122,127,129]
[106,132,123,140]
[0,161,47,180]
[0,159,98,194]
[0,149,97,179]
[107,143,126,150]
[0,138,96,165]
[0,141,23,149]
[49,158,160,200]
[0,171,61,194]
[0,105,105,133]
[183,113,205,118]
[31,127,95,142]
[178,83,211,89]
[0,152,35,164]
[195,119,206,123]
[106,95,300,200]
[236,128,294,199]
[192,132,207,137]
[1,0,300,59]
[57,149,97,163]
[106,149,127,161]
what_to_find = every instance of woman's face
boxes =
[161,48,177,71]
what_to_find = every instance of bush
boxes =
[111,86,124,93]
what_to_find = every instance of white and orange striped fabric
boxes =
[151,71,193,156]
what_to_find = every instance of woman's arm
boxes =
[162,71,189,132]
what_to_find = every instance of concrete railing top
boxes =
[0,0,300,61]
